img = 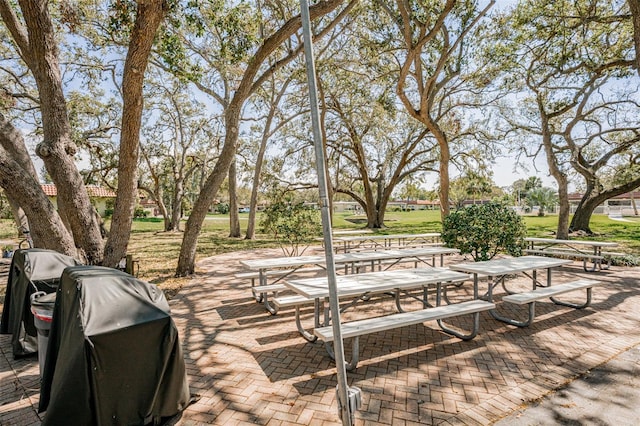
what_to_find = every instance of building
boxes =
[332,201,361,213]
[568,191,640,216]
[403,199,441,210]
[139,197,159,217]
[41,184,117,217]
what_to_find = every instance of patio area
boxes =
[2,247,640,425]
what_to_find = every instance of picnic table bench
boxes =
[235,268,324,302]
[450,256,603,327]
[284,267,493,369]
[314,299,494,370]
[524,237,619,272]
[501,278,602,327]
[332,229,373,236]
[331,232,442,253]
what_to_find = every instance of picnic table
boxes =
[524,237,619,271]
[332,229,373,236]
[239,246,460,314]
[449,255,601,327]
[331,232,442,253]
[284,267,494,369]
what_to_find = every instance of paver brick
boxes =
[2,249,640,425]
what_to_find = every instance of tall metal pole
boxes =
[299,1,354,424]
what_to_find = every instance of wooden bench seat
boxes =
[273,294,313,309]
[524,249,605,271]
[502,279,602,305]
[525,248,603,260]
[314,299,494,341]
[235,270,291,289]
[497,279,601,327]
[236,267,324,310]
[236,266,325,282]
[251,283,287,295]
[237,266,324,315]
[236,270,293,308]
[313,299,495,370]
[601,251,627,257]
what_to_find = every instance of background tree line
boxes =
[0,0,639,277]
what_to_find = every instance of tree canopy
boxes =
[0,0,638,275]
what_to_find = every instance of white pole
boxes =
[298,1,355,424]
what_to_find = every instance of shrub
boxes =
[260,197,322,256]
[215,203,230,214]
[133,206,148,218]
[441,202,527,261]
[606,253,640,267]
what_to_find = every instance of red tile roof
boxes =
[86,186,117,198]
[41,184,116,198]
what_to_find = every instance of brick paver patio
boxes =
[1,248,639,425]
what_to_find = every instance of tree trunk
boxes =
[629,0,640,77]
[318,78,334,224]
[140,151,171,231]
[569,195,602,234]
[426,124,451,221]
[176,106,240,276]
[365,203,382,228]
[537,100,570,239]
[437,148,451,220]
[374,203,386,229]
[169,181,184,231]
[8,0,104,263]
[153,187,171,231]
[7,200,28,236]
[228,158,241,237]
[0,149,75,254]
[103,1,166,267]
[569,182,640,232]
[246,74,293,239]
[152,187,171,231]
[175,0,345,276]
[556,180,571,239]
[246,135,268,240]
[0,112,52,246]
[161,203,171,231]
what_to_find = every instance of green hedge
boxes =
[442,202,527,261]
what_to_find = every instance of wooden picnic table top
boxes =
[284,267,470,299]
[524,237,619,247]
[239,246,459,270]
[449,255,572,276]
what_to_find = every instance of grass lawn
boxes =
[522,214,640,252]
[0,209,638,300]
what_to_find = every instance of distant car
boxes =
[238,207,250,213]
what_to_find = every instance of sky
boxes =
[420,153,557,193]
[492,155,556,189]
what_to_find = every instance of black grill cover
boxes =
[39,266,190,425]
[0,249,79,357]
